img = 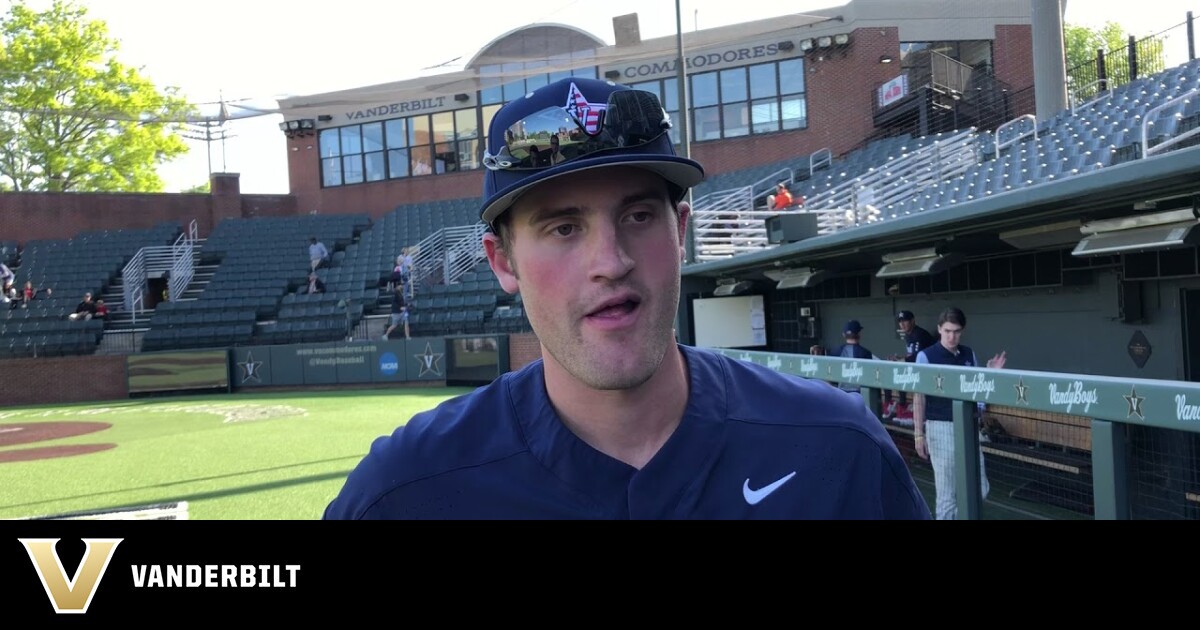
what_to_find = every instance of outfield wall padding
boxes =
[0,355,129,408]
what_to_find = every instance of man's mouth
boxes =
[586,295,641,319]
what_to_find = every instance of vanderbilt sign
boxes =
[346,96,448,121]
[20,538,303,615]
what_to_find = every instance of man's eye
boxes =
[626,211,653,223]
[552,224,576,237]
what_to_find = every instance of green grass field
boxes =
[0,387,473,520]
[0,386,1091,520]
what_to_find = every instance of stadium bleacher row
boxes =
[683,57,1200,261]
[0,223,182,358]
[4,57,1199,356]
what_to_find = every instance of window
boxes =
[317,106,486,187]
[777,59,807,130]
[674,59,808,142]
[312,49,617,187]
[720,68,749,137]
[385,118,409,179]
[362,122,385,182]
[480,64,504,105]
[618,59,809,145]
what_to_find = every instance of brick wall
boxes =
[699,27,904,172]
[0,355,128,408]
[0,173,296,246]
[0,192,216,245]
[508,333,542,372]
[994,24,1036,116]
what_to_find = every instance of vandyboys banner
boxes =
[717,349,1200,433]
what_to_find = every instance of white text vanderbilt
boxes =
[131,564,301,588]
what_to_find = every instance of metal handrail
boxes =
[410,222,489,291]
[121,249,146,318]
[805,128,979,220]
[995,114,1038,153]
[441,223,488,285]
[168,232,194,302]
[810,148,832,176]
[1143,87,1200,156]
[1071,79,1114,114]
[129,286,144,325]
[752,168,795,203]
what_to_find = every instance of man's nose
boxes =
[586,224,635,281]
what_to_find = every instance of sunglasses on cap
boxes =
[482,89,673,172]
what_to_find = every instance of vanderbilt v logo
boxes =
[19,538,123,614]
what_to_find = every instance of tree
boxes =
[0,0,194,192]
[182,181,211,194]
[1064,21,1166,101]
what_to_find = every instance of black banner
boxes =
[0,521,550,623]
[0,518,1161,621]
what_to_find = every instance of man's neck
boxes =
[542,344,689,470]
[941,341,959,354]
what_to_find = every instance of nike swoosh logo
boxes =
[743,471,797,505]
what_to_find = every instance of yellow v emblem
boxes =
[20,538,123,614]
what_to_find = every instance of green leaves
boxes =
[0,0,195,192]
[1065,21,1168,101]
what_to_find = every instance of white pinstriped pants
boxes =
[926,419,989,520]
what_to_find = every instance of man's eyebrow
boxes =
[526,189,668,226]
[617,189,669,208]
[526,206,582,227]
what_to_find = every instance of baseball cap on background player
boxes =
[897,310,915,321]
[478,77,705,228]
[843,319,863,335]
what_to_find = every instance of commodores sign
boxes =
[617,43,789,79]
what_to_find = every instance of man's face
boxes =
[937,322,964,350]
[484,167,689,391]
[899,319,914,334]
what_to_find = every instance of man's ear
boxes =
[483,232,519,294]
[676,201,691,261]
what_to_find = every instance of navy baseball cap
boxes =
[479,77,705,227]
[897,310,915,321]
[844,320,863,335]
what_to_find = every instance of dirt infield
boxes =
[0,421,114,463]
[0,443,116,463]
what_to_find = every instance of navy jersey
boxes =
[834,343,876,393]
[836,343,875,360]
[323,344,930,520]
[916,343,979,420]
[904,326,937,362]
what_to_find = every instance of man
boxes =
[309,237,329,272]
[834,320,879,394]
[381,285,409,341]
[772,183,794,210]
[913,307,1007,520]
[68,292,97,321]
[548,134,566,165]
[390,248,414,298]
[324,77,929,520]
[306,272,326,295]
[885,310,937,419]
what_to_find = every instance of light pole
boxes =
[676,0,695,264]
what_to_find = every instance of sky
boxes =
[5,0,1200,194]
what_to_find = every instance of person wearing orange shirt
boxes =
[773,183,794,210]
